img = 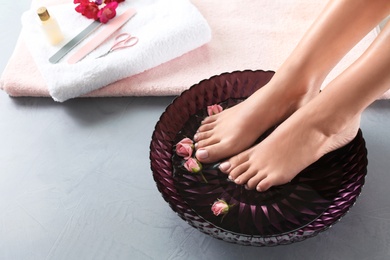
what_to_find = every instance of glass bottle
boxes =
[37,7,64,45]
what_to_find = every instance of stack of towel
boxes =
[17,0,211,102]
[1,0,386,101]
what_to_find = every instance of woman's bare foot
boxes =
[194,71,320,164]
[220,15,390,192]
[218,90,361,192]
[193,0,388,165]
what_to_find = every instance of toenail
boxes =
[219,162,231,172]
[234,178,241,184]
[228,175,234,181]
[194,133,199,141]
[196,149,208,159]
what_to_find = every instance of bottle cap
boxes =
[37,7,50,22]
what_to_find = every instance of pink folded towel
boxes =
[2,0,388,100]
[18,0,212,102]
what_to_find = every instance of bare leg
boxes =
[221,19,390,192]
[195,0,390,164]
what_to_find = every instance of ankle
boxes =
[307,93,362,138]
[269,67,321,112]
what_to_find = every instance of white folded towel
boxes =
[21,0,211,102]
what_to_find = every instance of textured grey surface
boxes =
[1,1,390,260]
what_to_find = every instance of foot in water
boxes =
[218,89,360,192]
[194,70,320,164]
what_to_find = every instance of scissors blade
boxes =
[95,50,112,59]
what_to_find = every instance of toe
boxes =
[201,114,218,124]
[198,119,216,131]
[218,161,231,173]
[233,167,257,186]
[226,151,249,169]
[195,141,234,163]
[194,131,212,142]
[197,124,214,133]
[244,171,267,190]
[195,136,219,150]
[195,146,217,163]
[195,149,209,161]
[229,162,250,184]
[256,175,276,192]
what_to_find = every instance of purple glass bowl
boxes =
[150,70,368,246]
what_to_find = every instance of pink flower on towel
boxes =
[74,0,124,23]
[75,1,100,20]
[207,104,223,116]
[176,138,194,160]
[97,2,118,24]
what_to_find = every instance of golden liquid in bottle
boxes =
[37,7,64,45]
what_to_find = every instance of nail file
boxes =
[68,8,137,64]
[49,21,102,64]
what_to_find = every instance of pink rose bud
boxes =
[176,138,194,159]
[184,158,202,173]
[211,199,230,216]
[207,104,223,116]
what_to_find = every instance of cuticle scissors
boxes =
[96,33,138,59]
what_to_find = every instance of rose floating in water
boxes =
[184,157,202,173]
[185,157,207,183]
[176,138,194,160]
[211,199,234,221]
[207,104,223,116]
[74,0,125,23]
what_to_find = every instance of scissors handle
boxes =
[96,33,138,59]
[111,33,138,51]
